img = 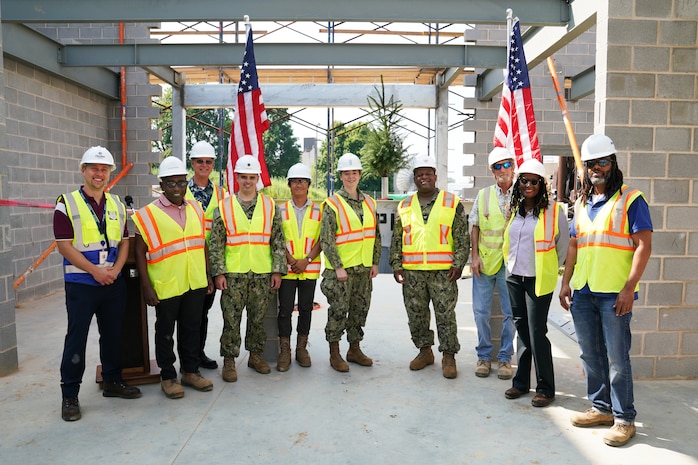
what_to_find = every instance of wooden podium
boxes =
[96,237,160,386]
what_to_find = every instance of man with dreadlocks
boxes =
[560,134,653,447]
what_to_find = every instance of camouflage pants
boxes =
[402,269,460,354]
[219,274,275,357]
[321,267,372,343]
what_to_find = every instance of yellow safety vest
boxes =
[571,185,643,293]
[503,202,562,296]
[477,185,506,275]
[132,200,208,300]
[62,190,126,285]
[397,190,459,270]
[323,193,377,269]
[279,200,322,280]
[219,193,275,273]
[185,183,226,242]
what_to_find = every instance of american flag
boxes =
[226,26,271,193]
[492,18,541,167]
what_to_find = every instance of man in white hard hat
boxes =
[209,155,286,381]
[276,163,322,371]
[185,140,227,370]
[53,146,141,421]
[390,155,469,378]
[468,147,516,379]
[319,153,381,372]
[560,134,653,447]
[133,156,214,399]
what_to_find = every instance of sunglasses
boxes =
[584,158,612,169]
[518,177,540,186]
[194,159,214,165]
[289,178,309,184]
[493,161,513,170]
[163,180,188,189]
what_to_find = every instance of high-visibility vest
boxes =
[132,200,207,300]
[62,190,126,286]
[571,185,644,293]
[219,193,275,273]
[279,200,322,280]
[503,202,562,296]
[323,193,377,269]
[185,183,226,242]
[477,185,506,275]
[397,190,459,270]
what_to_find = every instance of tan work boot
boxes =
[497,361,513,380]
[296,334,312,367]
[409,346,435,370]
[329,341,349,372]
[442,352,457,379]
[346,341,373,366]
[277,337,292,372]
[603,423,636,447]
[222,356,237,383]
[248,352,271,374]
[475,359,491,377]
[570,408,615,427]
[181,372,213,391]
[161,378,184,399]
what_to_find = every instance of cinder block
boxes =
[653,179,689,204]
[677,0,698,17]
[670,101,698,126]
[654,356,698,379]
[608,19,658,45]
[646,283,683,306]
[631,307,659,331]
[642,257,661,281]
[630,356,655,379]
[628,152,665,177]
[657,74,695,99]
[636,0,673,17]
[663,257,698,281]
[659,21,698,46]
[644,332,679,355]
[607,126,654,151]
[667,206,698,230]
[651,231,687,255]
[681,331,698,355]
[668,154,698,178]
[672,48,698,73]
[660,307,698,331]
[631,100,668,125]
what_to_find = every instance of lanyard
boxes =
[78,189,108,248]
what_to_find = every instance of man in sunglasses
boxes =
[185,141,227,370]
[560,134,653,447]
[468,147,516,380]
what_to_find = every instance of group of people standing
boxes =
[54,133,652,448]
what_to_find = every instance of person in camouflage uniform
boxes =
[209,155,286,381]
[320,153,381,372]
[390,155,469,379]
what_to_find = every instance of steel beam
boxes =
[568,66,595,101]
[142,66,183,88]
[1,0,569,26]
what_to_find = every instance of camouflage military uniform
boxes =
[320,188,381,343]
[209,194,286,358]
[389,189,470,354]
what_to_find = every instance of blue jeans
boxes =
[472,266,515,362]
[570,292,636,423]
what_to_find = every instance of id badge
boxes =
[99,251,108,265]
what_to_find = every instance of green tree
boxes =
[263,108,302,178]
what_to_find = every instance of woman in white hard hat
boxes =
[319,153,381,372]
[502,158,569,408]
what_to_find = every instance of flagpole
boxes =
[244,14,251,34]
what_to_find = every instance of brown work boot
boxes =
[296,334,312,367]
[346,341,373,366]
[497,361,513,380]
[277,337,292,372]
[603,423,636,447]
[570,408,615,427]
[248,352,271,374]
[409,346,435,371]
[161,378,184,399]
[329,341,349,372]
[475,359,491,377]
[442,352,457,379]
[181,372,213,392]
[222,356,237,383]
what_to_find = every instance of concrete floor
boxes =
[2,275,697,465]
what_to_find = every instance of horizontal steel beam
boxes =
[1,0,569,26]
[568,66,595,101]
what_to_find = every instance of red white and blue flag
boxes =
[493,18,541,167]
[226,26,271,193]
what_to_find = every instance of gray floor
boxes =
[2,275,697,465]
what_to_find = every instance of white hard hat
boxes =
[337,153,362,171]
[286,163,312,180]
[80,146,115,171]
[189,140,216,159]
[158,157,188,179]
[234,155,262,174]
[488,147,514,167]
[412,155,437,171]
[581,134,616,161]
[517,159,546,179]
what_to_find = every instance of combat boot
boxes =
[296,334,312,367]
[329,341,349,372]
[409,346,435,370]
[181,372,213,392]
[248,352,271,374]
[346,341,373,366]
[277,337,291,372]
[222,356,237,383]
[442,352,457,379]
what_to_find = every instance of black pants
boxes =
[199,290,216,353]
[277,279,316,338]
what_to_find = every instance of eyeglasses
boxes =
[163,180,188,189]
[518,177,540,186]
[493,161,513,170]
[194,159,214,165]
[584,158,612,169]
[289,178,309,184]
